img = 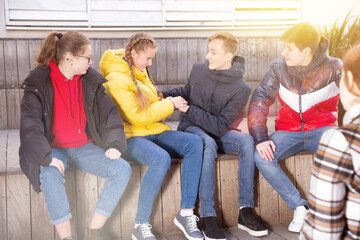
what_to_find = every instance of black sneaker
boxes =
[237,208,268,237]
[201,217,226,240]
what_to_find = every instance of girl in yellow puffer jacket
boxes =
[100,33,204,240]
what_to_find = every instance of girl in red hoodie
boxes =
[19,31,130,240]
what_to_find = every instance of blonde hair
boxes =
[125,33,162,111]
[208,32,238,56]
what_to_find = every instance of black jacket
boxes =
[163,56,250,138]
[19,66,126,192]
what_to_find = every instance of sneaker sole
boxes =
[237,223,268,237]
[174,217,204,240]
[202,230,226,240]
[131,234,138,240]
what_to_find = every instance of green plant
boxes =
[319,10,360,58]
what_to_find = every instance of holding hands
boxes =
[168,96,189,112]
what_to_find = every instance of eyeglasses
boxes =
[74,54,91,63]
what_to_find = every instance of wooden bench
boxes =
[0,118,313,240]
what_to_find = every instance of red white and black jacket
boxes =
[248,37,343,145]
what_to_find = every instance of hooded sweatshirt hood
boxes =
[100,49,147,83]
[202,55,245,83]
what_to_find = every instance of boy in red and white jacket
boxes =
[248,22,342,233]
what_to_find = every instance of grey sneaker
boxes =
[132,223,157,240]
[174,212,204,240]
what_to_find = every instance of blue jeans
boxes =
[123,130,203,224]
[40,142,131,225]
[254,126,333,211]
[185,126,255,218]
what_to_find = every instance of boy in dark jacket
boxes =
[248,23,342,233]
[164,32,268,239]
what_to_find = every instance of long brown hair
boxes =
[36,31,90,67]
[125,33,162,111]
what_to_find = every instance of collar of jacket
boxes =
[22,66,105,94]
[343,103,360,126]
[202,55,245,83]
[100,49,147,82]
[287,36,330,76]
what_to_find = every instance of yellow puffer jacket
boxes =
[99,49,173,139]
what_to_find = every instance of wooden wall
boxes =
[0,37,284,130]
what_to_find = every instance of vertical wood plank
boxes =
[30,190,55,240]
[258,171,279,223]
[6,130,20,172]
[64,170,78,239]
[76,171,98,240]
[99,175,121,239]
[0,130,6,173]
[166,39,178,84]
[177,39,188,84]
[276,40,284,60]
[245,38,258,81]
[295,153,313,202]
[6,89,21,129]
[91,39,101,73]
[0,175,6,240]
[28,40,42,70]
[149,38,157,81]
[0,131,7,239]
[0,41,5,86]
[7,174,31,240]
[197,39,208,62]
[156,39,167,84]
[121,165,141,238]
[16,40,30,85]
[100,40,112,60]
[187,39,198,77]
[219,158,238,227]
[161,162,182,234]
[111,39,125,50]
[4,40,18,86]
[257,38,269,82]
[0,41,6,130]
[279,156,296,223]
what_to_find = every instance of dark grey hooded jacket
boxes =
[163,56,250,138]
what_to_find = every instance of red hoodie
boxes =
[49,60,92,148]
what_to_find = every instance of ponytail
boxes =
[125,33,160,112]
[36,31,90,67]
[36,32,60,67]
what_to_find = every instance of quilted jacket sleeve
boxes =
[248,63,280,145]
[103,72,174,127]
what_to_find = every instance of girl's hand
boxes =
[49,158,65,174]
[105,148,121,160]
[169,96,188,109]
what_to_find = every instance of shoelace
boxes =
[187,215,200,233]
[140,224,155,238]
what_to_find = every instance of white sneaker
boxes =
[288,205,308,233]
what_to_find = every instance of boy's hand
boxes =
[256,141,276,161]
